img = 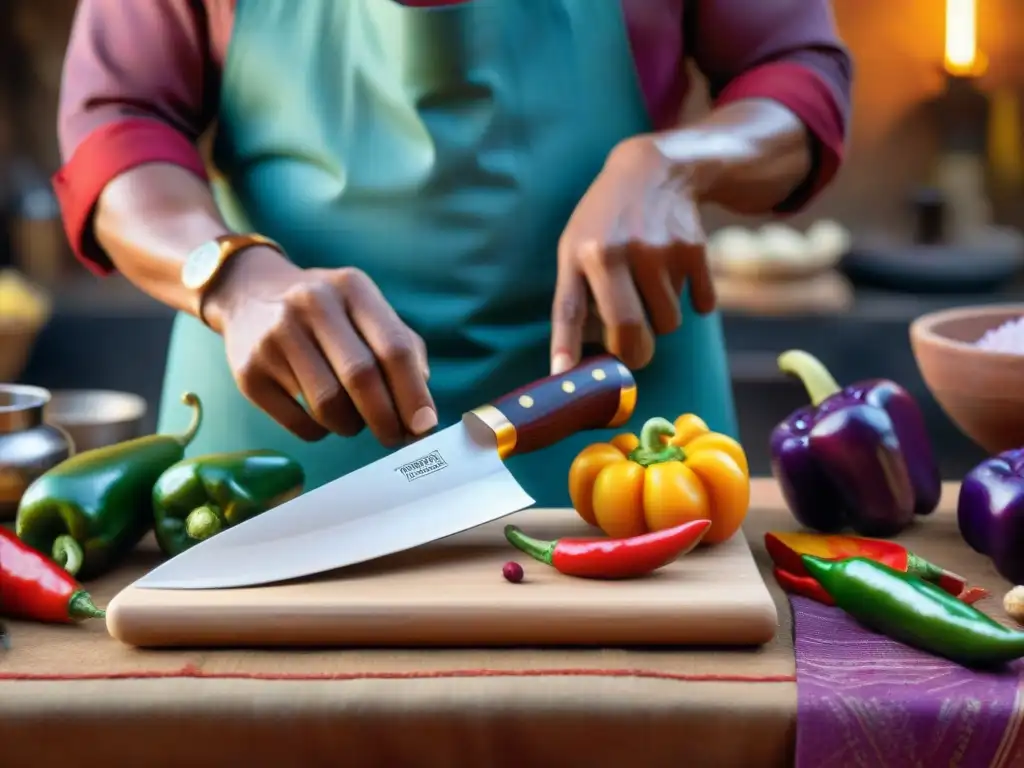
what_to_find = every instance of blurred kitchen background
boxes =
[1,0,1022,477]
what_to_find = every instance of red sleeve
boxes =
[53,0,222,275]
[688,0,853,213]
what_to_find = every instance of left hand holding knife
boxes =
[550,136,716,375]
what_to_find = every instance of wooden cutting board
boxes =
[107,508,778,648]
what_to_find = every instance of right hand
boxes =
[203,247,436,447]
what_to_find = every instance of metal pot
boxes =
[0,384,73,520]
[44,389,147,453]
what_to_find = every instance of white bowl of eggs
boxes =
[707,220,851,282]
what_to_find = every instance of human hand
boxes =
[204,248,436,447]
[550,136,716,374]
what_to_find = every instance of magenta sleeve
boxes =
[688,0,853,211]
[54,0,226,273]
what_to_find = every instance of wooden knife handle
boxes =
[468,355,637,460]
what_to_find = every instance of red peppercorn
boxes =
[502,561,524,583]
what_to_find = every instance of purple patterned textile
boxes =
[793,595,1024,767]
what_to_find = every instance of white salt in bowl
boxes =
[910,304,1024,454]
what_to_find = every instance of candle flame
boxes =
[945,0,978,75]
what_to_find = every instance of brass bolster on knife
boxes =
[468,404,517,460]
[609,381,638,428]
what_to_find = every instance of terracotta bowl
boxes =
[910,304,1024,455]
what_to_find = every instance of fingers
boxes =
[667,203,715,316]
[413,332,431,381]
[227,266,435,448]
[686,242,717,315]
[551,257,588,375]
[236,363,329,442]
[667,257,688,298]
[272,323,364,437]
[576,240,654,369]
[581,305,604,345]
[345,277,438,439]
[632,252,681,336]
[248,270,436,448]
[298,285,406,448]
[634,240,718,331]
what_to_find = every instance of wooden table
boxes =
[0,479,1004,768]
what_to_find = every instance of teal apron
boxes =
[159,0,737,507]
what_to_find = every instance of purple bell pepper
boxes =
[770,350,942,538]
[958,450,1024,584]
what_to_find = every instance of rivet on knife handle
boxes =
[469,355,637,460]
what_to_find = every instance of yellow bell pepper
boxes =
[568,414,750,545]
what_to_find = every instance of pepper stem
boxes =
[504,525,556,566]
[176,392,204,447]
[628,417,685,467]
[68,591,106,621]
[52,535,84,577]
[906,552,944,582]
[186,504,223,541]
[777,350,842,407]
[906,552,969,594]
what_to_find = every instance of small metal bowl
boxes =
[44,390,148,453]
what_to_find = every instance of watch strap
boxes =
[188,233,283,326]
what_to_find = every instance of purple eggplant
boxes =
[958,450,1024,584]
[770,350,941,538]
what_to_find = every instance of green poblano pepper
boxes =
[16,393,203,580]
[152,449,305,558]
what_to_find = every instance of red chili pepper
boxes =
[504,519,712,579]
[773,567,837,605]
[765,531,988,605]
[0,528,105,623]
[766,531,914,574]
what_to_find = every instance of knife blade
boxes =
[134,355,636,590]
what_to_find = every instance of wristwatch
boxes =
[181,233,282,325]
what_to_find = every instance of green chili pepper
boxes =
[152,449,305,558]
[802,554,1024,668]
[15,393,203,580]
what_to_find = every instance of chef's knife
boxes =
[134,355,636,590]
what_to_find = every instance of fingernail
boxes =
[410,407,438,435]
[551,354,574,375]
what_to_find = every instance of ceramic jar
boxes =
[0,383,72,520]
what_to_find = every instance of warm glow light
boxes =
[945,0,978,75]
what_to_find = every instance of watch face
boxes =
[182,241,223,290]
